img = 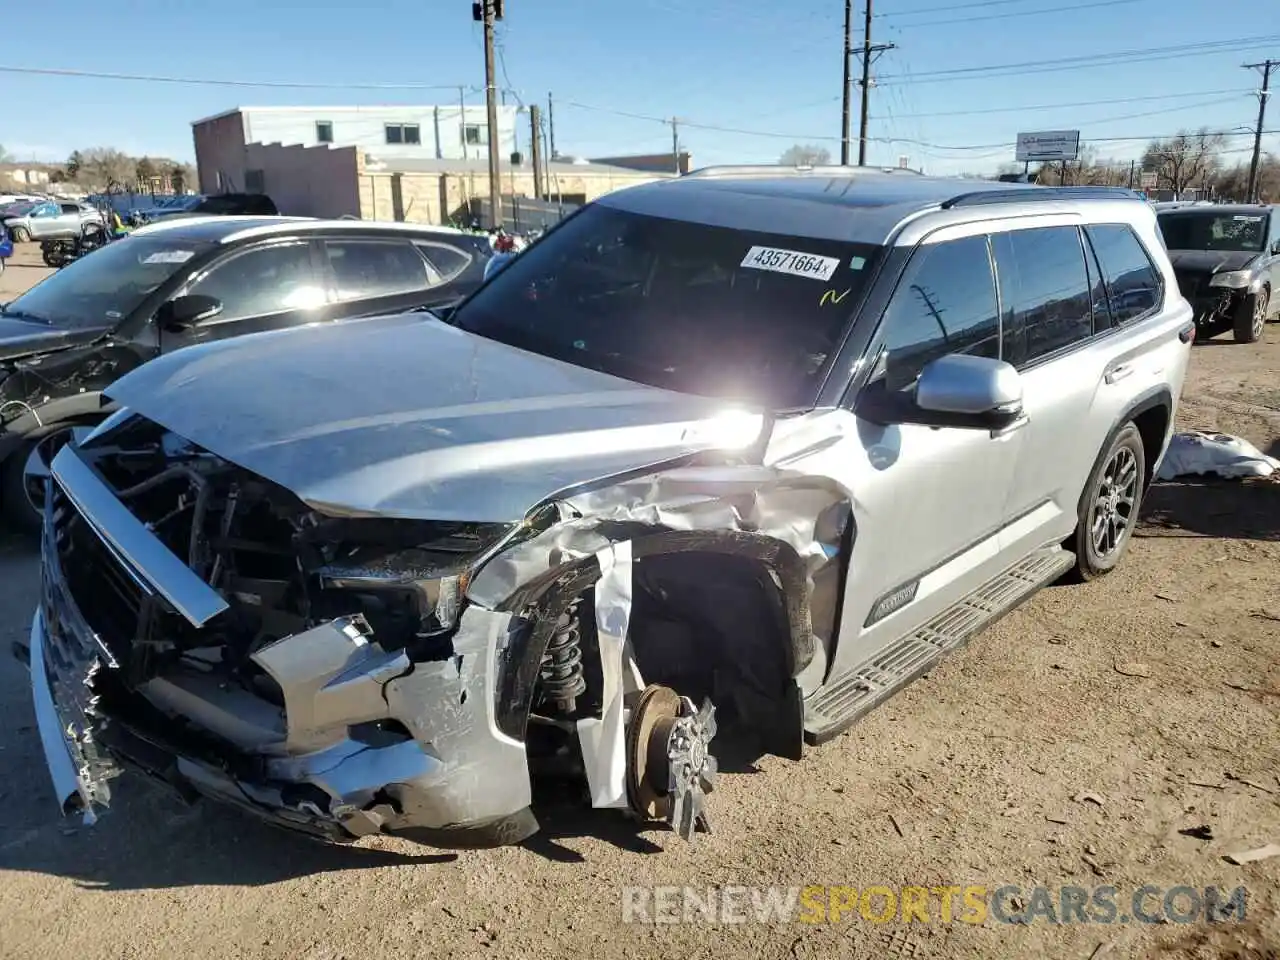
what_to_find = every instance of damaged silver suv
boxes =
[26,169,1193,848]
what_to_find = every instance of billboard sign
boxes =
[1140,171,1158,189]
[1015,130,1080,162]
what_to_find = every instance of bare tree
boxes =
[135,156,158,184]
[1214,154,1280,202]
[1141,129,1225,195]
[780,144,832,166]
[76,147,137,191]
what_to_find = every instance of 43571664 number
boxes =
[739,246,840,282]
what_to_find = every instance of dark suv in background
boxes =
[1156,204,1279,343]
[0,216,492,531]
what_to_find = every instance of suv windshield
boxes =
[1,235,212,330]
[452,203,882,407]
[1157,211,1269,253]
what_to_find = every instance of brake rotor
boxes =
[625,684,718,840]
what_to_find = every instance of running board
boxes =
[804,546,1075,745]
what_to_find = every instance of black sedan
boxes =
[0,216,493,531]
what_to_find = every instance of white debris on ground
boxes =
[1156,431,1280,481]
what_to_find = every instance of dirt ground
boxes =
[0,241,1276,960]
[0,244,53,302]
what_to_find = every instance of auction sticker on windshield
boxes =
[141,250,195,264]
[740,246,840,281]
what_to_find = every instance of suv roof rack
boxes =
[941,185,1142,209]
[683,164,925,179]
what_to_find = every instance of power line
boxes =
[0,63,472,90]
[889,0,1148,29]
[871,88,1253,120]
[876,35,1280,84]
[560,95,1273,153]
[883,0,1106,16]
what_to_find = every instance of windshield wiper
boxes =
[0,308,53,326]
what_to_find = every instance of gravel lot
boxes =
[0,242,1276,960]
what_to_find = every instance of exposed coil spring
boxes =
[538,601,587,714]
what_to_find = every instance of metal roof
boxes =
[131,215,472,244]
[598,169,1150,245]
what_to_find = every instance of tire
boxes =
[1233,287,1268,344]
[1,427,78,537]
[10,225,30,243]
[1069,422,1146,581]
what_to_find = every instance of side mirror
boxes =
[915,354,1023,426]
[157,293,223,332]
[1271,240,1280,256]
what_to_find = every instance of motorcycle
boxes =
[41,209,138,269]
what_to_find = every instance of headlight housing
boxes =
[310,523,512,653]
[1208,270,1253,290]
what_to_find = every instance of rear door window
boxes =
[324,239,432,300]
[992,226,1094,367]
[1085,224,1161,324]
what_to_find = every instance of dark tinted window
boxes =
[415,241,473,284]
[994,226,1093,366]
[1086,224,1161,324]
[59,203,80,215]
[452,203,882,406]
[194,194,277,215]
[188,242,324,321]
[325,239,432,300]
[878,236,999,392]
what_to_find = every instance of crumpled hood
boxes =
[0,317,114,363]
[1166,249,1260,277]
[103,314,767,523]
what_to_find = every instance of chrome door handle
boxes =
[1104,364,1134,384]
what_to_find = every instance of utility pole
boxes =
[548,92,558,159]
[474,0,504,229]
[1244,60,1275,203]
[671,118,680,174]
[840,0,853,165]
[1127,158,1135,189]
[458,85,468,161]
[530,104,544,198]
[855,1,895,166]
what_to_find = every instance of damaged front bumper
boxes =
[1181,285,1245,327]
[28,468,539,847]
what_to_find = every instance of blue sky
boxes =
[1,0,1276,175]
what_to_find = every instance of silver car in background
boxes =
[3,200,105,243]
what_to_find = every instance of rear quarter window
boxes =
[414,240,473,284]
[1085,224,1162,324]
